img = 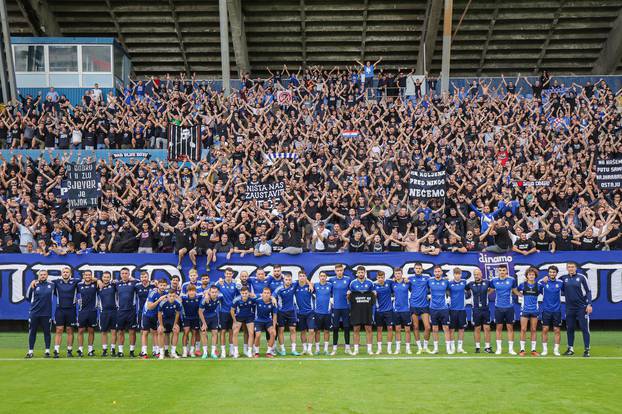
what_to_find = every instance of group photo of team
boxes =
[26,260,592,360]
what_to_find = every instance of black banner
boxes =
[596,159,622,190]
[60,163,101,209]
[409,170,447,199]
[168,125,202,161]
[244,181,285,202]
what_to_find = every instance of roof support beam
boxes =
[104,0,128,53]
[227,0,249,76]
[14,0,61,36]
[476,2,499,77]
[168,0,190,76]
[592,7,622,74]
[416,0,442,75]
[359,0,369,62]
[300,0,306,67]
[534,0,565,73]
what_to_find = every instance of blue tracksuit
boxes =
[561,272,592,349]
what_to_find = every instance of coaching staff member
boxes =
[561,262,592,357]
[26,270,54,358]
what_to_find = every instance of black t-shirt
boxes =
[235,239,252,251]
[348,238,366,252]
[532,235,552,251]
[494,226,512,249]
[515,239,534,252]
[555,235,573,251]
[579,236,598,250]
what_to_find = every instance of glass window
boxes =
[13,45,45,72]
[114,46,123,80]
[49,46,78,72]
[82,45,111,72]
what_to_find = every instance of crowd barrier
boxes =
[0,149,167,162]
[1,251,620,320]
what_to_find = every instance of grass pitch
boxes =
[1,330,621,413]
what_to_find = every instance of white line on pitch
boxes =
[1,356,621,361]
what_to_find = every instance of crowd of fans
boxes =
[0,64,621,265]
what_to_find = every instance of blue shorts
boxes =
[99,310,117,332]
[520,311,539,319]
[393,311,412,327]
[472,308,491,326]
[116,310,137,331]
[277,311,297,327]
[410,306,430,316]
[298,313,315,331]
[449,310,467,330]
[183,318,200,330]
[541,311,562,328]
[219,312,233,330]
[430,309,449,326]
[314,313,332,330]
[54,308,77,328]
[375,311,395,327]
[495,307,515,324]
[162,321,176,333]
[141,314,158,331]
[235,315,254,324]
[254,321,272,333]
[77,310,97,328]
[203,315,219,331]
[332,309,350,328]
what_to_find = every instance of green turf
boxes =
[1,331,621,413]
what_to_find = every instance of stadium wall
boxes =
[1,251,621,320]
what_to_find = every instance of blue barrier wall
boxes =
[18,88,115,105]
[1,251,621,320]
[0,149,167,162]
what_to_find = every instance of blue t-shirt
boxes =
[427,278,449,310]
[392,280,410,312]
[135,283,152,312]
[490,277,517,309]
[159,299,182,322]
[409,274,431,308]
[539,279,564,312]
[518,282,540,313]
[181,281,199,296]
[218,280,239,313]
[52,278,78,309]
[373,280,394,313]
[294,283,314,315]
[181,296,201,320]
[448,279,467,311]
[116,280,137,312]
[232,296,255,319]
[98,283,117,311]
[313,282,333,315]
[274,284,298,312]
[200,296,221,319]
[77,281,98,312]
[349,278,374,293]
[329,276,352,310]
[143,289,165,317]
[267,276,284,293]
[254,298,276,324]
[250,277,270,296]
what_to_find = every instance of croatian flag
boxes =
[342,130,360,138]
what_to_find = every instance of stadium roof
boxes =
[6,0,622,78]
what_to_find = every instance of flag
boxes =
[168,125,202,161]
[342,130,360,138]
[266,152,299,165]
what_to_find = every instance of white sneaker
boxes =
[541,350,548,357]
[509,350,517,356]
[430,349,438,354]
[367,349,374,355]
[553,349,560,356]
[158,353,164,360]
[495,348,502,355]
[329,349,337,356]
[457,348,467,354]
[171,352,180,359]
[375,349,382,355]
[405,347,412,355]
[233,352,239,359]
[424,347,433,354]
[394,348,401,355]
[416,348,423,355]
[220,352,226,359]
[447,348,455,355]
[351,351,358,356]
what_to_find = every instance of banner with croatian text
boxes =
[596,158,622,190]
[60,162,101,209]
[0,251,621,320]
[244,181,285,202]
[409,170,447,199]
